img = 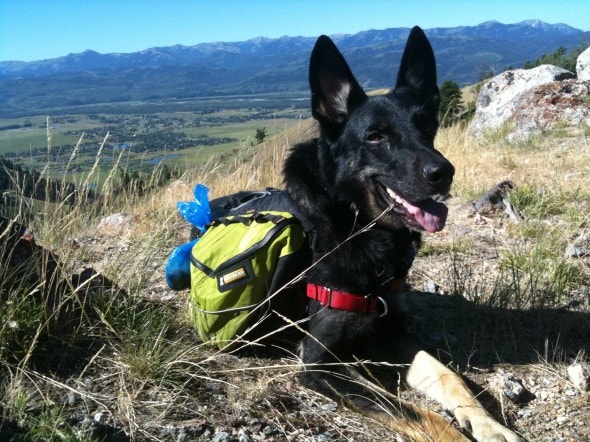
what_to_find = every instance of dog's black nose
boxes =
[422,161,454,187]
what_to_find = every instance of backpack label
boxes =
[220,268,248,285]
[217,259,253,292]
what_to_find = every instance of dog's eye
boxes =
[366,132,385,143]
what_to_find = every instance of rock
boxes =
[94,411,109,424]
[66,392,80,406]
[469,181,517,217]
[468,65,575,137]
[321,402,338,412]
[507,79,590,142]
[565,244,588,258]
[468,64,590,141]
[567,362,589,391]
[494,374,535,404]
[237,429,253,442]
[262,425,278,437]
[450,225,472,236]
[577,47,590,81]
[96,212,137,236]
[425,280,437,293]
[212,431,230,442]
[502,377,525,401]
[556,415,568,424]
[316,432,334,442]
[152,419,210,441]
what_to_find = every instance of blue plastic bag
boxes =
[165,184,213,290]
[177,183,212,235]
[165,239,198,290]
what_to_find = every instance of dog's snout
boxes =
[422,161,454,188]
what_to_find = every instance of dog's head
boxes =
[309,27,454,233]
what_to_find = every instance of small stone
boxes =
[556,415,568,424]
[517,408,534,418]
[451,225,472,236]
[96,213,137,236]
[424,280,437,293]
[66,392,79,406]
[567,362,590,391]
[237,429,252,442]
[262,425,278,437]
[503,377,525,401]
[94,411,108,424]
[316,432,333,442]
[565,244,588,258]
[321,402,338,412]
[212,431,230,442]
[495,375,534,404]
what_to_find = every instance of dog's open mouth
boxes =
[376,181,449,233]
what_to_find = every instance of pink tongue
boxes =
[401,198,448,233]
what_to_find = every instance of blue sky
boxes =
[1,0,589,62]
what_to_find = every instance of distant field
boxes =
[178,118,295,140]
[0,107,304,183]
[0,117,294,155]
[0,115,102,154]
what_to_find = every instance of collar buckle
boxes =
[376,296,388,317]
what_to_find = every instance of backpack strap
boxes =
[190,211,300,277]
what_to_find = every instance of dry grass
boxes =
[1,118,589,441]
[436,123,590,198]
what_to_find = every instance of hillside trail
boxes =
[68,181,588,441]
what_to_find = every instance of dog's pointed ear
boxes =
[309,35,367,130]
[395,27,440,113]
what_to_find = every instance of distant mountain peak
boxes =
[516,19,580,32]
[1,21,588,116]
[520,19,545,26]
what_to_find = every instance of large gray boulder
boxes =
[468,65,574,138]
[468,65,590,141]
[577,46,590,81]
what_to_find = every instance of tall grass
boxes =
[0,117,333,440]
[1,116,588,440]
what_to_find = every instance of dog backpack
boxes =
[188,209,308,349]
[165,184,313,349]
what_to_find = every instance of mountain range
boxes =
[1,20,588,117]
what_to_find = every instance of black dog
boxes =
[280,28,522,442]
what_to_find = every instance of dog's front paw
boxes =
[455,408,523,442]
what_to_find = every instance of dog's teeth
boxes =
[386,187,398,201]
[386,187,405,205]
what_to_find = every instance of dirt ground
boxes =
[53,198,590,441]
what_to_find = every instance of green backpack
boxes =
[189,210,308,349]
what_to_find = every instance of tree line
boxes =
[0,156,180,211]
[0,157,92,207]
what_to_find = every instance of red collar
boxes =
[306,278,404,316]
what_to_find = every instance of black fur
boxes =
[283,27,455,402]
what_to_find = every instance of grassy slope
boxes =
[1,119,589,441]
